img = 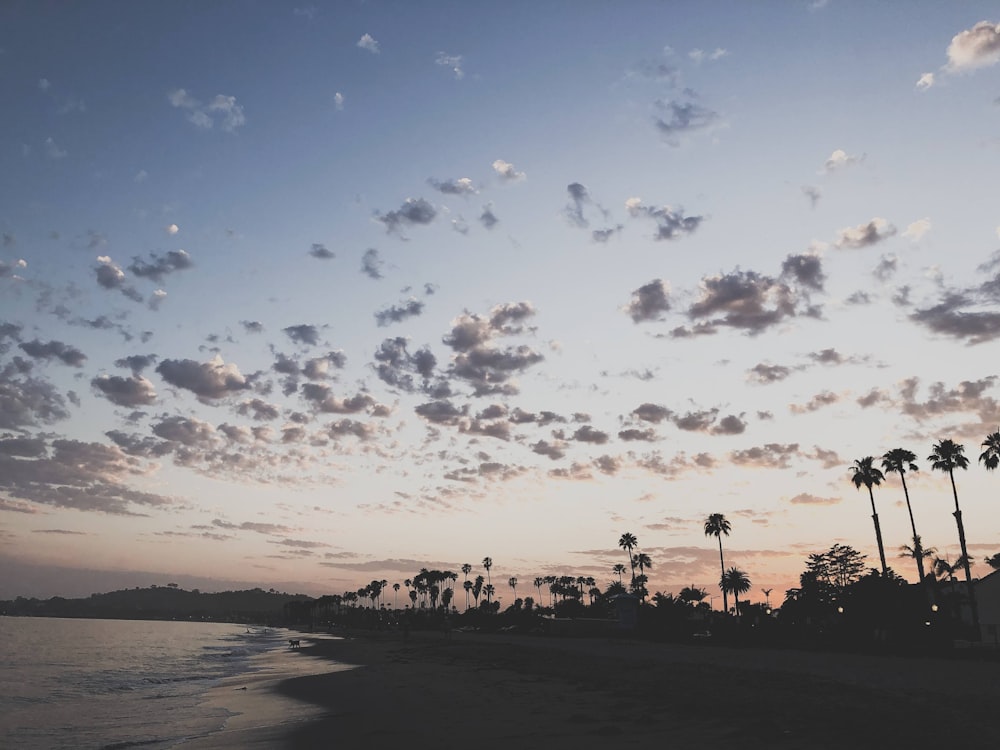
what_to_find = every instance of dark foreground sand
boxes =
[186,629,1000,749]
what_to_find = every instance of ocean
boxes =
[0,617,296,749]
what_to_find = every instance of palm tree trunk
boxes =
[868,486,888,576]
[948,468,980,636]
[717,536,728,614]
[899,472,926,583]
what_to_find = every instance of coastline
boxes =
[184,628,1000,749]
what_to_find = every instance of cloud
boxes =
[94,257,143,302]
[910,292,1000,344]
[683,268,811,336]
[114,354,157,374]
[479,204,499,229]
[689,48,728,64]
[789,493,840,506]
[0,438,173,514]
[653,99,718,143]
[283,324,322,346]
[624,197,703,240]
[902,218,931,241]
[374,298,425,327]
[0,375,71,428]
[357,33,380,53]
[780,252,826,291]
[374,338,440,394]
[168,89,246,132]
[729,443,800,469]
[945,21,1000,72]
[19,339,86,367]
[237,398,281,421]
[428,177,476,195]
[128,249,193,281]
[334,92,344,110]
[442,302,543,396]
[360,248,384,279]
[834,218,897,249]
[572,425,609,444]
[92,374,157,407]
[156,355,250,400]
[916,72,935,90]
[435,52,464,79]
[377,198,437,235]
[492,159,525,182]
[624,279,671,323]
[822,149,864,173]
[309,243,334,259]
[44,137,67,159]
[789,390,840,414]
[301,384,386,416]
[802,185,821,208]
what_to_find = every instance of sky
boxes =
[1,1,999,605]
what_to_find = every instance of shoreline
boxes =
[186,628,1000,749]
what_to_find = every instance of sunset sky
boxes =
[2,1,999,604]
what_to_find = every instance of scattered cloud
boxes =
[357,33,380,54]
[624,279,671,323]
[435,52,464,79]
[361,248,383,279]
[834,218,897,249]
[309,243,335,260]
[945,21,1000,72]
[492,159,525,182]
[822,149,863,173]
[916,72,935,90]
[902,218,931,241]
[653,99,718,144]
[377,198,437,235]
[168,89,246,132]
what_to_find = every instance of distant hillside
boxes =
[0,584,313,624]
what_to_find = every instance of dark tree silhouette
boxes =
[850,457,888,577]
[704,514,731,613]
[882,448,925,583]
[618,532,638,584]
[928,438,979,634]
[980,429,1000,471]
[720,567,751,614]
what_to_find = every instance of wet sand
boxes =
[185,629,1000,749]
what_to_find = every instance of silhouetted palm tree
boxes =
[533,576,544,604]
[392,582,400,609]
[980,429,1000,471]
[612,563,626,584]
[899,536,936,571]
[761,588,773,609]
[482,557,493,589]
[721,567,751,615]
[704,514,731,613]
[508,576,518,602]
[618,532,638,584]
[632,552,652,599]
[882,448,925,582]
[929,438,979,633]
[463,579,472,610]
[850,457,888,577]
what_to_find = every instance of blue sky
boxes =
[2,1,999,601]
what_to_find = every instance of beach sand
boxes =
[183,628,1000,749]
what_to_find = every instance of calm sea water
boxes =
[0,617,292,749]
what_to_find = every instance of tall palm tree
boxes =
[508,576,518,603]
[704,514,731,614]
[850,457,888,577]
[761,588,773,609]
[463,579,473,610]
[720,567,751,615]
[980,429,1000,471]
[882,448,925,582]
[392,582,400,609]
[618,532,638,584]
[482,557,493,588]
[533,576,544,604]
[928,438,979,632]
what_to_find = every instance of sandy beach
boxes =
[181,628,1000,749]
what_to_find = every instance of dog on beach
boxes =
[288,639,301,649]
